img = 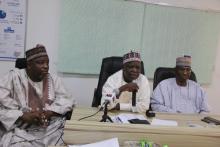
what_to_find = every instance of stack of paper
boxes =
[111,113,147,123]
[151,118,178,126]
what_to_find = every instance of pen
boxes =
[116,116,122,123]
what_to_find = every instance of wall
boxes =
[0,0,220,114]
[131,0,220,11]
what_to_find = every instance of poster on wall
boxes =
[0,0,27,61]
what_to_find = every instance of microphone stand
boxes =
[100,102,113,122]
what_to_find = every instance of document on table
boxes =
[68,138,119,147]
[151,118,178,126]
[111,113,147,123]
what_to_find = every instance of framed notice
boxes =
[0,0,27,61]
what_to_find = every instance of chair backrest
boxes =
[92,56,145,107]
[153,67,197,90]
[15,58,27,69]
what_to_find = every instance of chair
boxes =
[14,58,72,120]
[153,67,197,90]
[92,56,145,107]
[15,58,27,69]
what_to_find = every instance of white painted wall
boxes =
[131,0,220,11]
[1,0,220,114]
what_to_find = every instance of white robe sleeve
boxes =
[150,82,177,113]
[0,71,23,131]
[46,75,76,115]
[135,75,150,113]
[198,88,209,113]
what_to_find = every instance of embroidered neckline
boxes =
[178,80,190,100]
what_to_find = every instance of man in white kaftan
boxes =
[102,51,150,113]
[151,56,209,113]
[0,45,75,147]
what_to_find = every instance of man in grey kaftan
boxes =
[151,78,209,113]
[151,56,209,113]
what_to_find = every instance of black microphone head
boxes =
[132,90,137,95]
[105,100,110,105]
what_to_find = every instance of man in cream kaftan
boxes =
[0,45,75,147]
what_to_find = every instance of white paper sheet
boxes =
[68,138,119,147]
[111,113,147,123]
[151,118,178,126]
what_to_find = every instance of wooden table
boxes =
[63,107,220,147]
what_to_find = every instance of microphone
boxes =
[100,95,113,122]
[101,93,115,109]
[132,90,137,107]
[103,99,110,107]
[100,100,109,110]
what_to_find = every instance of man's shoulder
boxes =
[137,73,148,81]
[153,78,175,92]
[0,68,27,82]
[108,70,122,79]
[188,79,202,88]
[47,72,60,81]
[8,68,25,76]
[48,72,57,77]
[159,78,175,85]
[188,79,198,84]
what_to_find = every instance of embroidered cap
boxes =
[176,55,191,67]
[123,51,141,64]
[26,44,48,61]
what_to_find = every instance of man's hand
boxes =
[111,103,120,110]
[119,83,139,93]
[42,110,59,120]
[40,111,59,127]
[20,111,41,125]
